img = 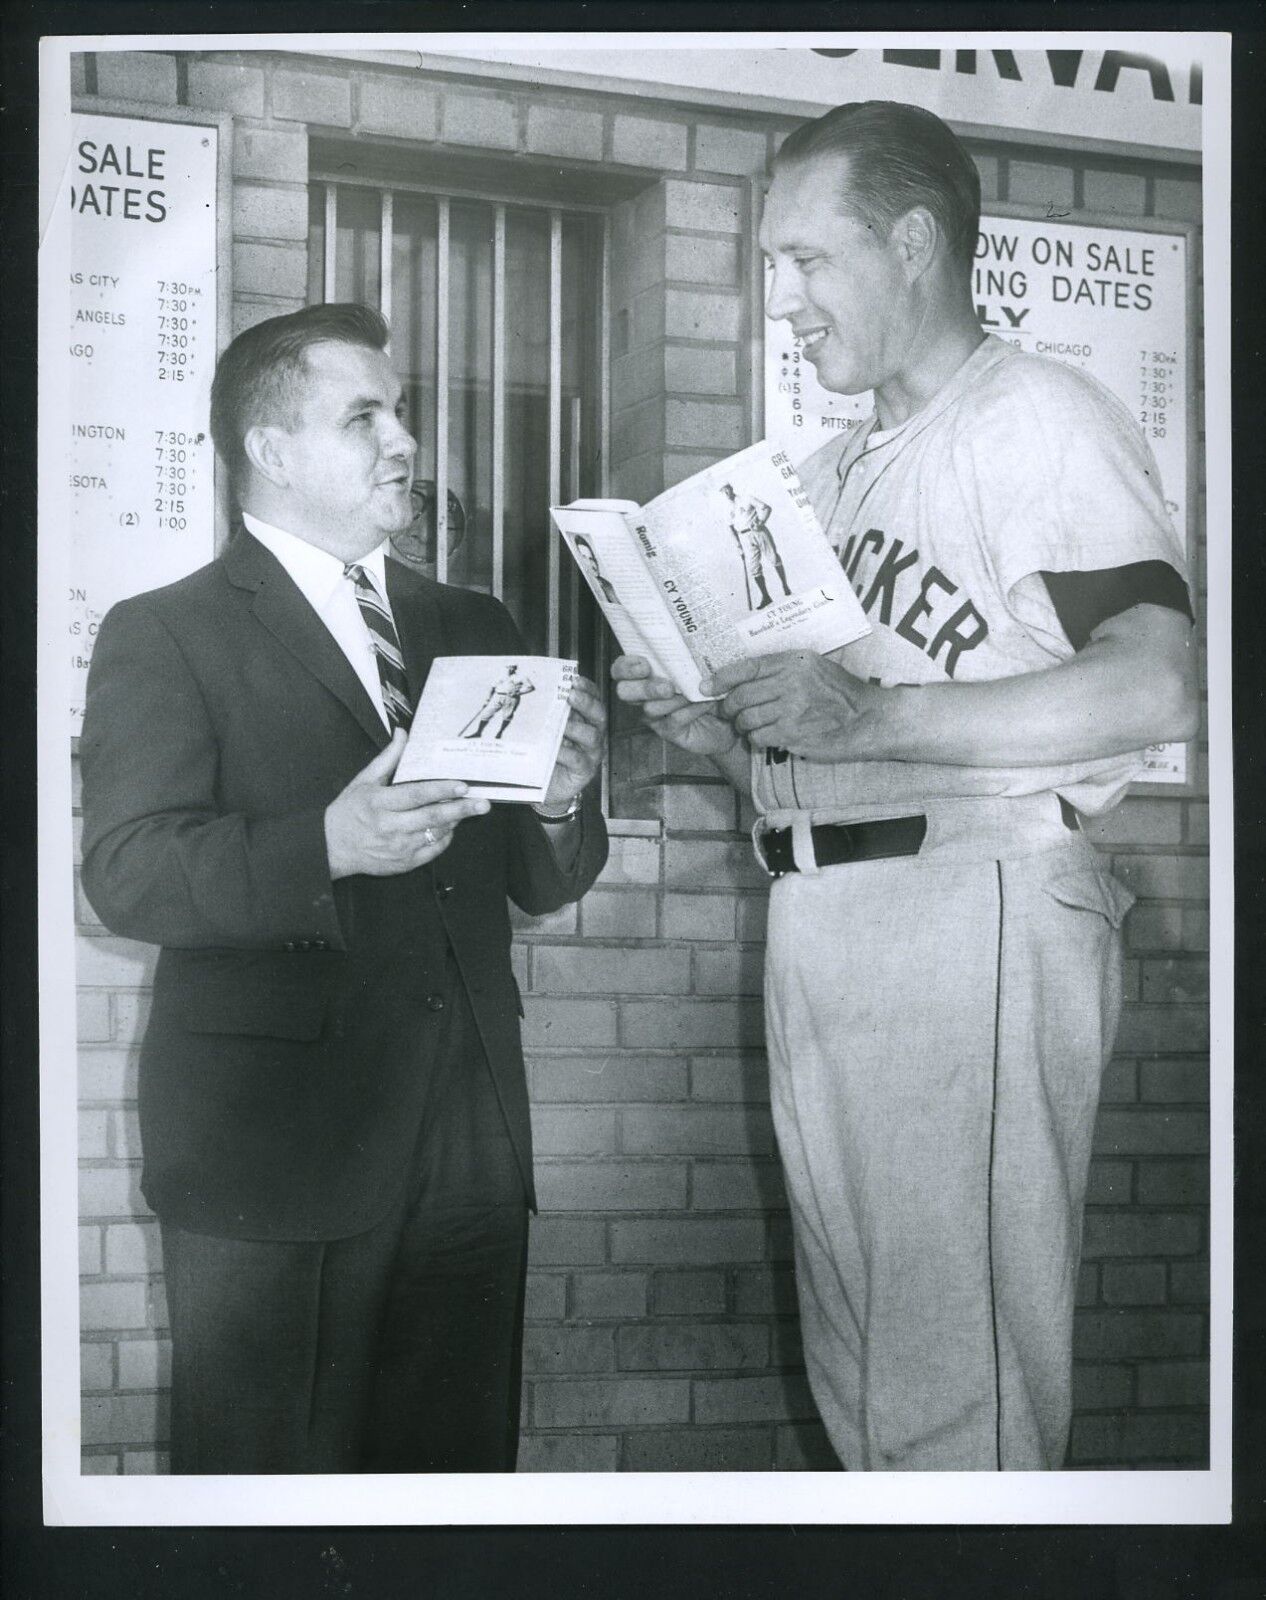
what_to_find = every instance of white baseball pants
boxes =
[763,795,1134,1471]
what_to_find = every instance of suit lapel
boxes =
[222,527,389,749]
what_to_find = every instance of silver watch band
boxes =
[533,795,582,823]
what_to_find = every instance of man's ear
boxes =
[894,206,939,281]
[243,424,291,489]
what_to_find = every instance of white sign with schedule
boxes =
[66,114,219,735]
[765,214,1191,784]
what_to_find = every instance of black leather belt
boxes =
[756,798,1079,878]
[756,815,928,877]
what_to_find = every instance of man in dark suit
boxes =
[79,303,608,1474]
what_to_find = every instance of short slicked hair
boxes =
[774,100,981,272]
[209,302,390,490]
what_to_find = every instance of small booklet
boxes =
[551,439,869,701]
[393,655,576,802]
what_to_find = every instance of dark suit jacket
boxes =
[79,530,608,1241]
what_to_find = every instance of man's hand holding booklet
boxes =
[551,439,870,700]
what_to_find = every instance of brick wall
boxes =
[72,49,1209,1473]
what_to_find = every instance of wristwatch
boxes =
[532,794,582,823]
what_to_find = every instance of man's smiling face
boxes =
[268,340,418,561]
[760,152,914,399]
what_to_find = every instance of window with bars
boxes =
[307,177,611,688]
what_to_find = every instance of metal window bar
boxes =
[547,209,563,657]
[323,185,337,302]
[378,190,393,330]
[492,205,506,599]
[434,197,451,588]
[597,212,613,815]
[599,212,612,499]
[566,394,582,652]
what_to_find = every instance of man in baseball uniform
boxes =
[614,101,1197,1471]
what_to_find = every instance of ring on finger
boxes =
[422,826,436,846]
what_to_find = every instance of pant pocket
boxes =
[1043,864,1135,929]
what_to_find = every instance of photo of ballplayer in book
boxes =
[719,482,792,611]
[458,663,536,740]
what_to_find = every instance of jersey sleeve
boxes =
[957,358,1188,603]
[1041,560,1194,650]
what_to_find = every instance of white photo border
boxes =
[38,27,1233,1527]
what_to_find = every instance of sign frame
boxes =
[751,199,1203,799]
[62,96,236,748]
[975,202,1202,798]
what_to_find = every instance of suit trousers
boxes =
[160,954,530,1474]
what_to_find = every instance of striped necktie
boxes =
[344,563,413,732]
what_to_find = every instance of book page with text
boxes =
[551,504,711,700]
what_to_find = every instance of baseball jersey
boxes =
[488,670,531,704]
[753,335,1189,823]
[729,494,775,551]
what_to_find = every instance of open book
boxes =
[551,440,869,701]
[393,656,576,802]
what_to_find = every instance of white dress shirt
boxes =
[242,513,397,732]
